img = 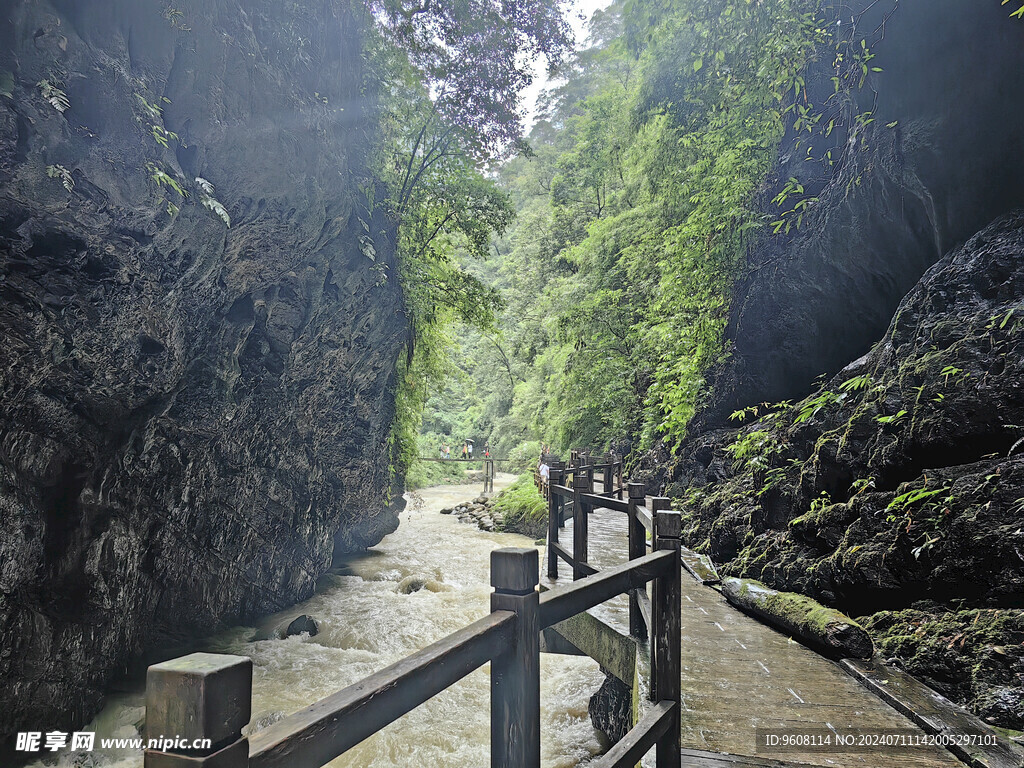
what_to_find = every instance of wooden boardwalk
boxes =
[545,504,965,768]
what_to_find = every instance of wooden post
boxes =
[652,503,681,768]
[553,462,566,529]
[616,461,624,500]
[144,653,252,768]
[491,548,541,768]
[547,467,563,579]
[627,482,648,640]
[572,469,591,580]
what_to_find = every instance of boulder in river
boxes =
[588,672,632,744]
[397,576,427,594]
[285,615,319,638]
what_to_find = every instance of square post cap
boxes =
[491,548,539,594]
[146,653,252,747]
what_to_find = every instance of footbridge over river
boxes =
[139,455,1022,768]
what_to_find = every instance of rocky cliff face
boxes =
[670,212,1024,727]
[695,0,1024,429]
[645,3,1024,730]
[0,0,407,749]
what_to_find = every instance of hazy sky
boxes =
[521,0,613,129]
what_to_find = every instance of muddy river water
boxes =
[38,475,606,768]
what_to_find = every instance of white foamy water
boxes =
[36,475,606,768]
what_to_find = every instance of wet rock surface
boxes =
[668,212,1024,727]
[285,615,319,638]
[0,0,405,750]
[862,608,1024,731]
[695,1,1024,428]
[588,672,631,745]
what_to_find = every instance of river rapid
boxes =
[37,475,606,768]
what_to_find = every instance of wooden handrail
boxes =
[539,550,674,629]
[550,540,593,570]
[635,505,653,533]
[590,701,676,768]
[248,611,516,768]
[631,587,653,635]
[581,492,628,512]
[417,457,511,462]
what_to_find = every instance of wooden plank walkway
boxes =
[543,505,966,768]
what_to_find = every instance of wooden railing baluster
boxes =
[490,548,541,768]
[627,482,648,640]
[547,466,563,579]
[652,502,682,768]
[573,468,591,580]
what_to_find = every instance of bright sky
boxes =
[521,0,613,130]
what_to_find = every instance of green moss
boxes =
[863,608,1024,729]
[725,577,873,657]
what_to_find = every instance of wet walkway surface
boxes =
[544,505,965,767]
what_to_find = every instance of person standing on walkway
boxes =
[467,441,473,458]
[462,442,468,459]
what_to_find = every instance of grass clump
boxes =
[492,475,548,538]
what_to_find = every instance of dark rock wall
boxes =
[699,0,1024,427]
[671,212,1024,726]
[675,211,1024,607]
[0,0,406,746]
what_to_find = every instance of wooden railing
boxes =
[534,453,623,505]
[142,470,680,768]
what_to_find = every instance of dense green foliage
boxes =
[413,0,868,465]
[400,0,909,483]
[373,0,571,153]
[360,0,571,481]
[404,451,467,490]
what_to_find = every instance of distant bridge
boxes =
[416,456,513,493]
